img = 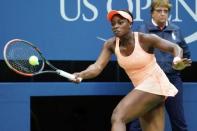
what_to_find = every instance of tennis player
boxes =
[72,9,191,131]
[129,0,190,131]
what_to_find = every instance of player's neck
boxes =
[120,32,133,46]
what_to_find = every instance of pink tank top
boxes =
[115,32,158,86]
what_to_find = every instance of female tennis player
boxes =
[72,10,191,131]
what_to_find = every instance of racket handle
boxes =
[56,69,82,82]
[56,69,75,80]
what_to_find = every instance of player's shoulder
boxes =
[102,37,116,51]
[105,37,115,46]
[138,32,161,45]
[138,32,158,40]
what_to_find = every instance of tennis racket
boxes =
[3,39,80,81]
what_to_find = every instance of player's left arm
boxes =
[142,33,192,70]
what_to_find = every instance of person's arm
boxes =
[141,33,183,57]
[74,40,114,81]
[140,33,192,70]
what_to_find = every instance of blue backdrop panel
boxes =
[0,0,197,60]
[0,0,197,130]
[0,82,197,131]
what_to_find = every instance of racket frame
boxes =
[3,39,53,76]
[3,39,77,81]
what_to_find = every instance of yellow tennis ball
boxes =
[29,55,39,66]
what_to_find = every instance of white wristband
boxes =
[173,57,181,64]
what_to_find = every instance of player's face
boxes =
[152,7,169,26]
[111,15,131,37]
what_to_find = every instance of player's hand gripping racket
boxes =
[3,39,82,81]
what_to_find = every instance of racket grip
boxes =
[56,69,82,82]
[56,69,75,80]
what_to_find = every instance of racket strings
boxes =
[5,42,44,74]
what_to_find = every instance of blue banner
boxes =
[0,0,197,60]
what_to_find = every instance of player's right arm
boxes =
[74,39,114,80]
